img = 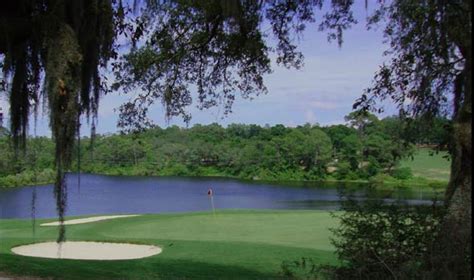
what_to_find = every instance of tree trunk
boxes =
[438,50,472,279]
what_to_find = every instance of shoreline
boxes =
[0,171,448,191]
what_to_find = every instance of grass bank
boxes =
[0,210,338,279]
[399,148,451,182]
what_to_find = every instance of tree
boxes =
[270,124,289,137]
[323,124,357,155]
[1,0,116,241]
[0,0,357,241]
[345,111,378,131]
[339,134,363,171]
[353,1,471,275]
[401,116,452,147]
[113,1,356,128]
[306,128,333,176]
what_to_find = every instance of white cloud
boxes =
[304,110,317,124]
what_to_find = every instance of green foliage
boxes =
[329,199,447,279]
[0,169,55,188]
[366,159,382,178]
[333,161,352,180]
[0,117,450,188]
[280,257,325,280]
[391,167,413,180]
[281,199,447,279]
[368,173,398,186]
[356,2,472,269]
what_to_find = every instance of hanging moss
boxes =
[45,24,82,242]
[1,0,116,242]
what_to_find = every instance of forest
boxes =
[0,113,450,188]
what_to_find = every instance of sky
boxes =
[0,3,395,137]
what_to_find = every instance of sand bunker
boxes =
[40,215,140,226]
[11,241,161,260]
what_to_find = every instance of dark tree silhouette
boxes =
[356,1,471,276]
[1,0,116,241]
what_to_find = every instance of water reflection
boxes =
[0,173,441,219]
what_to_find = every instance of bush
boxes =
[0,168,55,187]
[329,199,445,279]
[37,168,55,183]
[366,161,381,177]
[334,161,352,180]
[279,257,326,279]
[161,163,189,176]
[280,198,447,279]
[392,167,413,180]
[368,173,397,185]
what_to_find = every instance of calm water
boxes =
[0,174,435,219]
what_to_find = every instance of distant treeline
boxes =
[0,113,450,187]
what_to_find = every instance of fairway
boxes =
[400,148,451,182]
[0,210,338,279]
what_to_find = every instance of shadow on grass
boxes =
[0,253,282,280]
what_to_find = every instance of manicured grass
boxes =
[400,148,451,182]
[0,210,338,279]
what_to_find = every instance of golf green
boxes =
[0,210,339,279]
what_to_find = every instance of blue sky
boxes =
[0,3,395,136]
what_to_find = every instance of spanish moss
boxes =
[30,186,37,237]
[77,114,81,194]
[1,0,116,242]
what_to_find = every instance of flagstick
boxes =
[210,195,216,217]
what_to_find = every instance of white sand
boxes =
[40,215,140,226]
[11,241,161,260]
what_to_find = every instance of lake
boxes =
[0,174,435,219]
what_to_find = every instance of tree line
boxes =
[0,113,450,187]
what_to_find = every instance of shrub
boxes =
[329,199,445,279]
[280,198,447,279]
[279,257,325,279]
[366,161,381,177]
[161,163,189,176]
[368,173,397,185]
[334,161,352,180]
[0,168,56,187]
[392,167,413,180]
